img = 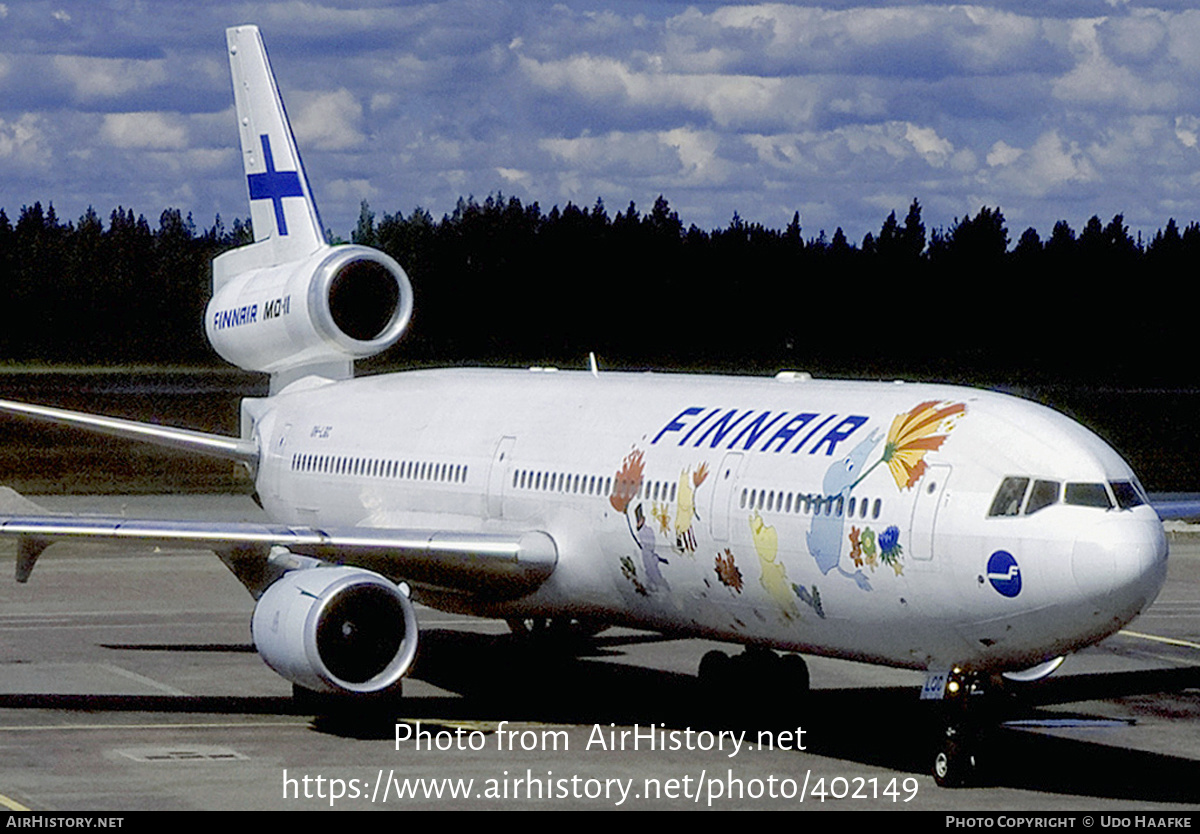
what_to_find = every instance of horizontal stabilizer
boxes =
[0,398,258,467]
[0,516,557,597]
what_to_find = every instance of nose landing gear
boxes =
[930,667,991,788]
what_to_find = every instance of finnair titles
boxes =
[653,407,866,455]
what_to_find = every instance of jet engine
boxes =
[206,244,413,376]
[251,565,418,695]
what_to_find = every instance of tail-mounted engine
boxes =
[251,566,419,695]
[207,244,413,382]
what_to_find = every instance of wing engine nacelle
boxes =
[206,244,413,377]
[251,565,418,695]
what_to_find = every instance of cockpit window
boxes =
[1025,480,1060,515]
[1065,482,1113,509]
[1110,480,1145,510]
[988,477,1029,517]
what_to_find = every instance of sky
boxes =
[4,0,1200,245]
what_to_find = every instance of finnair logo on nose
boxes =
[987,550,1021,598]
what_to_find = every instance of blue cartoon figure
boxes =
[806,430,880,591]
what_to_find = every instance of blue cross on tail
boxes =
[247,134,304,236]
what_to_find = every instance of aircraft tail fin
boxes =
[223,25,327,275]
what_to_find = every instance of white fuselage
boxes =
[248,368,1167,674]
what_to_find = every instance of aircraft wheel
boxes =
[778,653,810,694]
[932,725,979,788]
[698,649,732,686]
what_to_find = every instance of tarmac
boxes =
[0,495,1195,811]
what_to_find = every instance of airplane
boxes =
[0,25,1169,789]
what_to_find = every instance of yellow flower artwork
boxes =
[881,400,966,490]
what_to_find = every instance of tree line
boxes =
[0,195,1194,386]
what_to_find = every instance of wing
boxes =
[2,515,556,597]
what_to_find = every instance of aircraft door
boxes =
[486,436,516,519]
[709,452,744,541]
[909,463,951,561]
[266,421,292,502]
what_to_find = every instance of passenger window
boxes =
[1110,481,1145,509]
[1025,480,1060,515]
[988,477,1030,517]
[1065,482,1113,509]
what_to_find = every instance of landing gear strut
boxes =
[506,616,608,640]
[930,667,990,788]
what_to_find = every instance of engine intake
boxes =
[251,566,418,694]
[207,244,413,378]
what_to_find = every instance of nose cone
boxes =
[1072,510,1167,626]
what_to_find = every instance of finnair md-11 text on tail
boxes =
[0,26,1168,788]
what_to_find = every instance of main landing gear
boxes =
[698,646,810,699]
[506,616,608,643]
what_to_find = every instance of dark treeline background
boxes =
[1,195,1199,489]
[0,195,1192,384]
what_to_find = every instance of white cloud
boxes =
[143,148,233,173]
[987,141,1023,167]
[51,55,168,100]
[291,89,365,151]
[1176,115,1200,149]
[663,4,1059,78]
[538,131,676,175]
[905,124,954,167]
[325,178,378,204]
[496,167,532,189]
[987,130,1097,197]
[1053,17,1178,110]
[658,127,726,184]
[101,112,188,150]
[0,114,45,165]
[518,53,817,129]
